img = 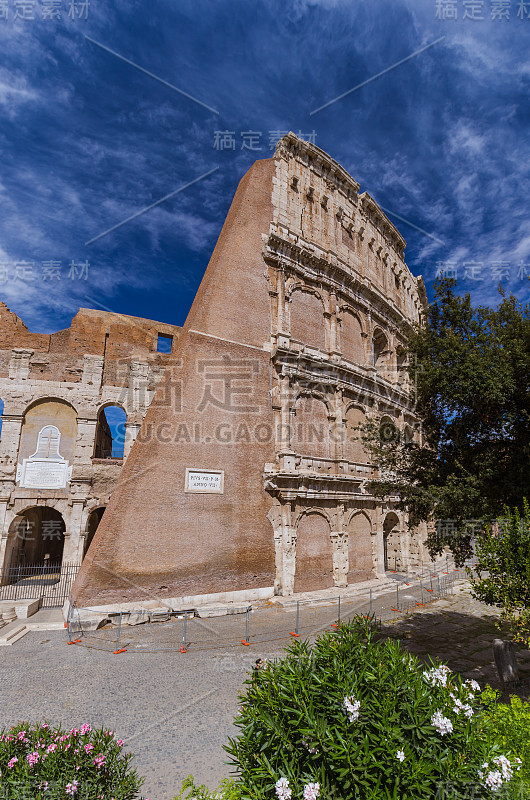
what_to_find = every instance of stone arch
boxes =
[18,398,77,467]
[83,506,106,558]
[403,424,414,444]
[372,327,389,368]
[379,414,400,447]
[383,511,401,572]
[343,405,369,463]
[293,509,334,593]
[340,308,364,364]
[289,287,326,351]
[4,505,66,570]
[347,510,374,583]
[292,393,331,459]
[94,403,127,459]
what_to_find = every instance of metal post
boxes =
[295,601,300,636]
[369,588,372,616]
[438,575,441,598]
[115,612,122,650]
[396,583,399,610]
[183,610,187,646]
[245,607,250,644]
[338,595,341,623]
[430,572,433,592]
[420,581,424,604]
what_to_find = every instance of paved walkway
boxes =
[1,581,527,800]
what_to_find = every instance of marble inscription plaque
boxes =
[185,469,224,494]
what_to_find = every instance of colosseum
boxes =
[0,133,429,611]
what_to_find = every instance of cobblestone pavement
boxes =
[1,581,527,800]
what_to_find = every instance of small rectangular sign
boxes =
[185,469,224,494]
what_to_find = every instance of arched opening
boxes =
[5,507,65,572]
[379,415,400,447]
[383,512,401,572]
[18,399,77,484]
[294,511,334,593]
[290,289,326,351]
[341,309,363,364]
[84,506,106,558]
[347,512,374,583]
[94,405,126,459]
[372,329,388,368]
[344,406,369,463]
[292,395,330,459]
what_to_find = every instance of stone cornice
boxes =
[275,131,360,200]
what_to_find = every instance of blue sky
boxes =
[0,0,529,333]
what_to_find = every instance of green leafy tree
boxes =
[358,278,530,563]
[469,501,530,645]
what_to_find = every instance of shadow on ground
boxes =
[378,609,530,700]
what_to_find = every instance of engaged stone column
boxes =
[374,528,386,577]
[9,348,33,380]
[63,501,85,565]
[331,532,348,588]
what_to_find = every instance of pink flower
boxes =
[47,743,58,754]
[116,739,124,748]
[27,752,40,767]
[66,780,79,795]
[16,731,27,741]
[80,724,92,735]
[7,757,18,769]
[94,754,105,769]
[84,743,94,754]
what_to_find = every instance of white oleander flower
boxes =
[275,777,292,800]
[396,749,405,762]
[431,710,453,735]
[423,665,451,687]
[303,782,320,800]
[343,695,361,722]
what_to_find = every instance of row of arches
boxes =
[3,504,106,573]
[291,395,415,462]
[292,509,401,592]
[288,286,402,371]
[0,398,126,460]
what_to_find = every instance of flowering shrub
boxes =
[224,619,524,799]
[0,722,146,799]
[481,687,530,790]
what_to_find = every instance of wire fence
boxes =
[66,560,477,655]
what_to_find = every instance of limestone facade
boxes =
[265,133,428,592]
[71,133,429,608]
[0,304,180,572]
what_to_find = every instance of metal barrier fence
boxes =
[0,563,80,608]
[66,561,476,655]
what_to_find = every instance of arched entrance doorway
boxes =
[347,512,373,584]
[84,507,106,558]
[383,512,401,572]
[293,511,334,593]
[5,507,65,571]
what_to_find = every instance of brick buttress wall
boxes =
[72,159,277,606]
